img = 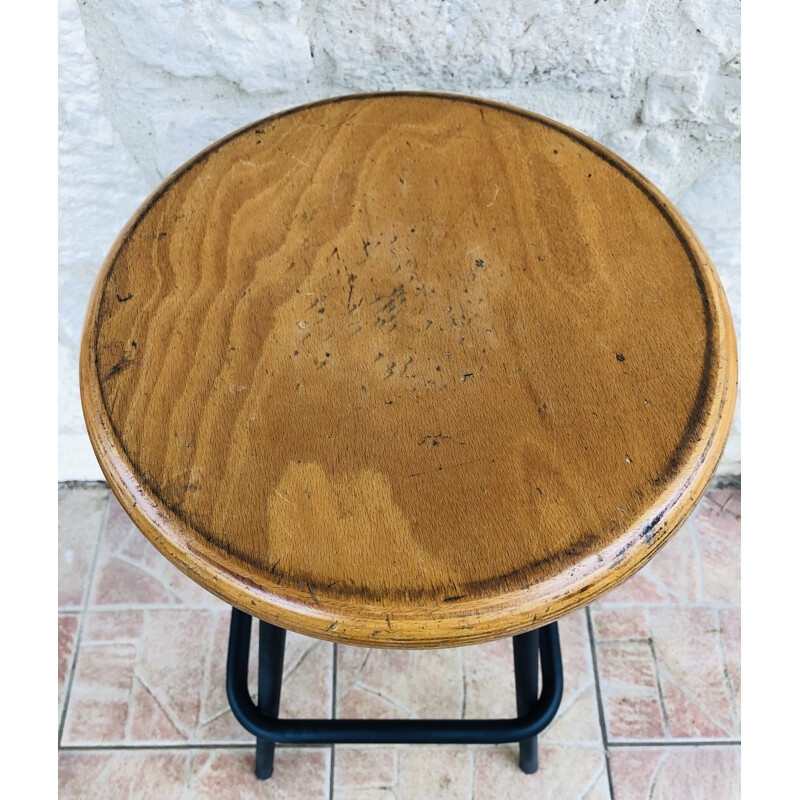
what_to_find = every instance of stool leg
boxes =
[255,619,286,779]
[512,628,540,774]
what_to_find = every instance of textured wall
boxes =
[59,0,741,479]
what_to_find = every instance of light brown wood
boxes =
[80,92,737,648]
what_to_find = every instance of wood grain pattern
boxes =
[80,93,737,648]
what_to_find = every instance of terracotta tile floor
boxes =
[58,484,741,799]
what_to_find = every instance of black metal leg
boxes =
[255,620,286,779]
[513,628,540,774]
[227,608,562,780]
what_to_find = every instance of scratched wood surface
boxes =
[80,93,737,648]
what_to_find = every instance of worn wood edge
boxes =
[79,91,738,648]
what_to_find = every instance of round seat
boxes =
[80,92,736,648]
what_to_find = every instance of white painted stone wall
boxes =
[59,0,741,479]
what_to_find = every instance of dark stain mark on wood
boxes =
[419,433,450,446]
[306,583,320,605]
[641,509,666,546]
[104,354,137,380]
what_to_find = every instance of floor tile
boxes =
[590,607,649,641]
[334,746,472,800]
[594,605,739,741]
[718,607,741,724]
[461,636,513,719]
[59,486,109,609]
[337,644,463,720]
[334,743,610,800]
[334,746,397,794]
[694,496,741,604]
[705,488,741,519]
[542,612,603,743]
[58,748,331,800]
[91,496,221,608]
[59,749,187,799]
[58,614,80,721]
[721,491,741,518]
[62,607,333,745]
[590,489,740,746]
[648,607,738,739]
[397,746,472,800]
[609,745,740,799]
[472,744,610,800]
[192,748,330,799]
[337,612,600,744]
[474,743,609,800]
[595,638,666,740]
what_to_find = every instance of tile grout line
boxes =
[714,606,741,734]
[195,607,222,741]
[59,490,112,747]
[606,739,741,748]
[644,607,673,739]
[588,601,741,610]
[57,740,749,753]
[469,743,476,800]
[585,606,616,800]
[460,646,467,720]
[59,742,331,751]
[329,642,337,800]
[690,513,708,603]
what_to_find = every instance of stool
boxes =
[79,92,737,779]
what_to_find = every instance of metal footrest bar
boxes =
[226,607,563,777]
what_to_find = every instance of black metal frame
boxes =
[226,607,563,779]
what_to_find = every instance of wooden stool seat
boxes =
[80,93,736,648]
